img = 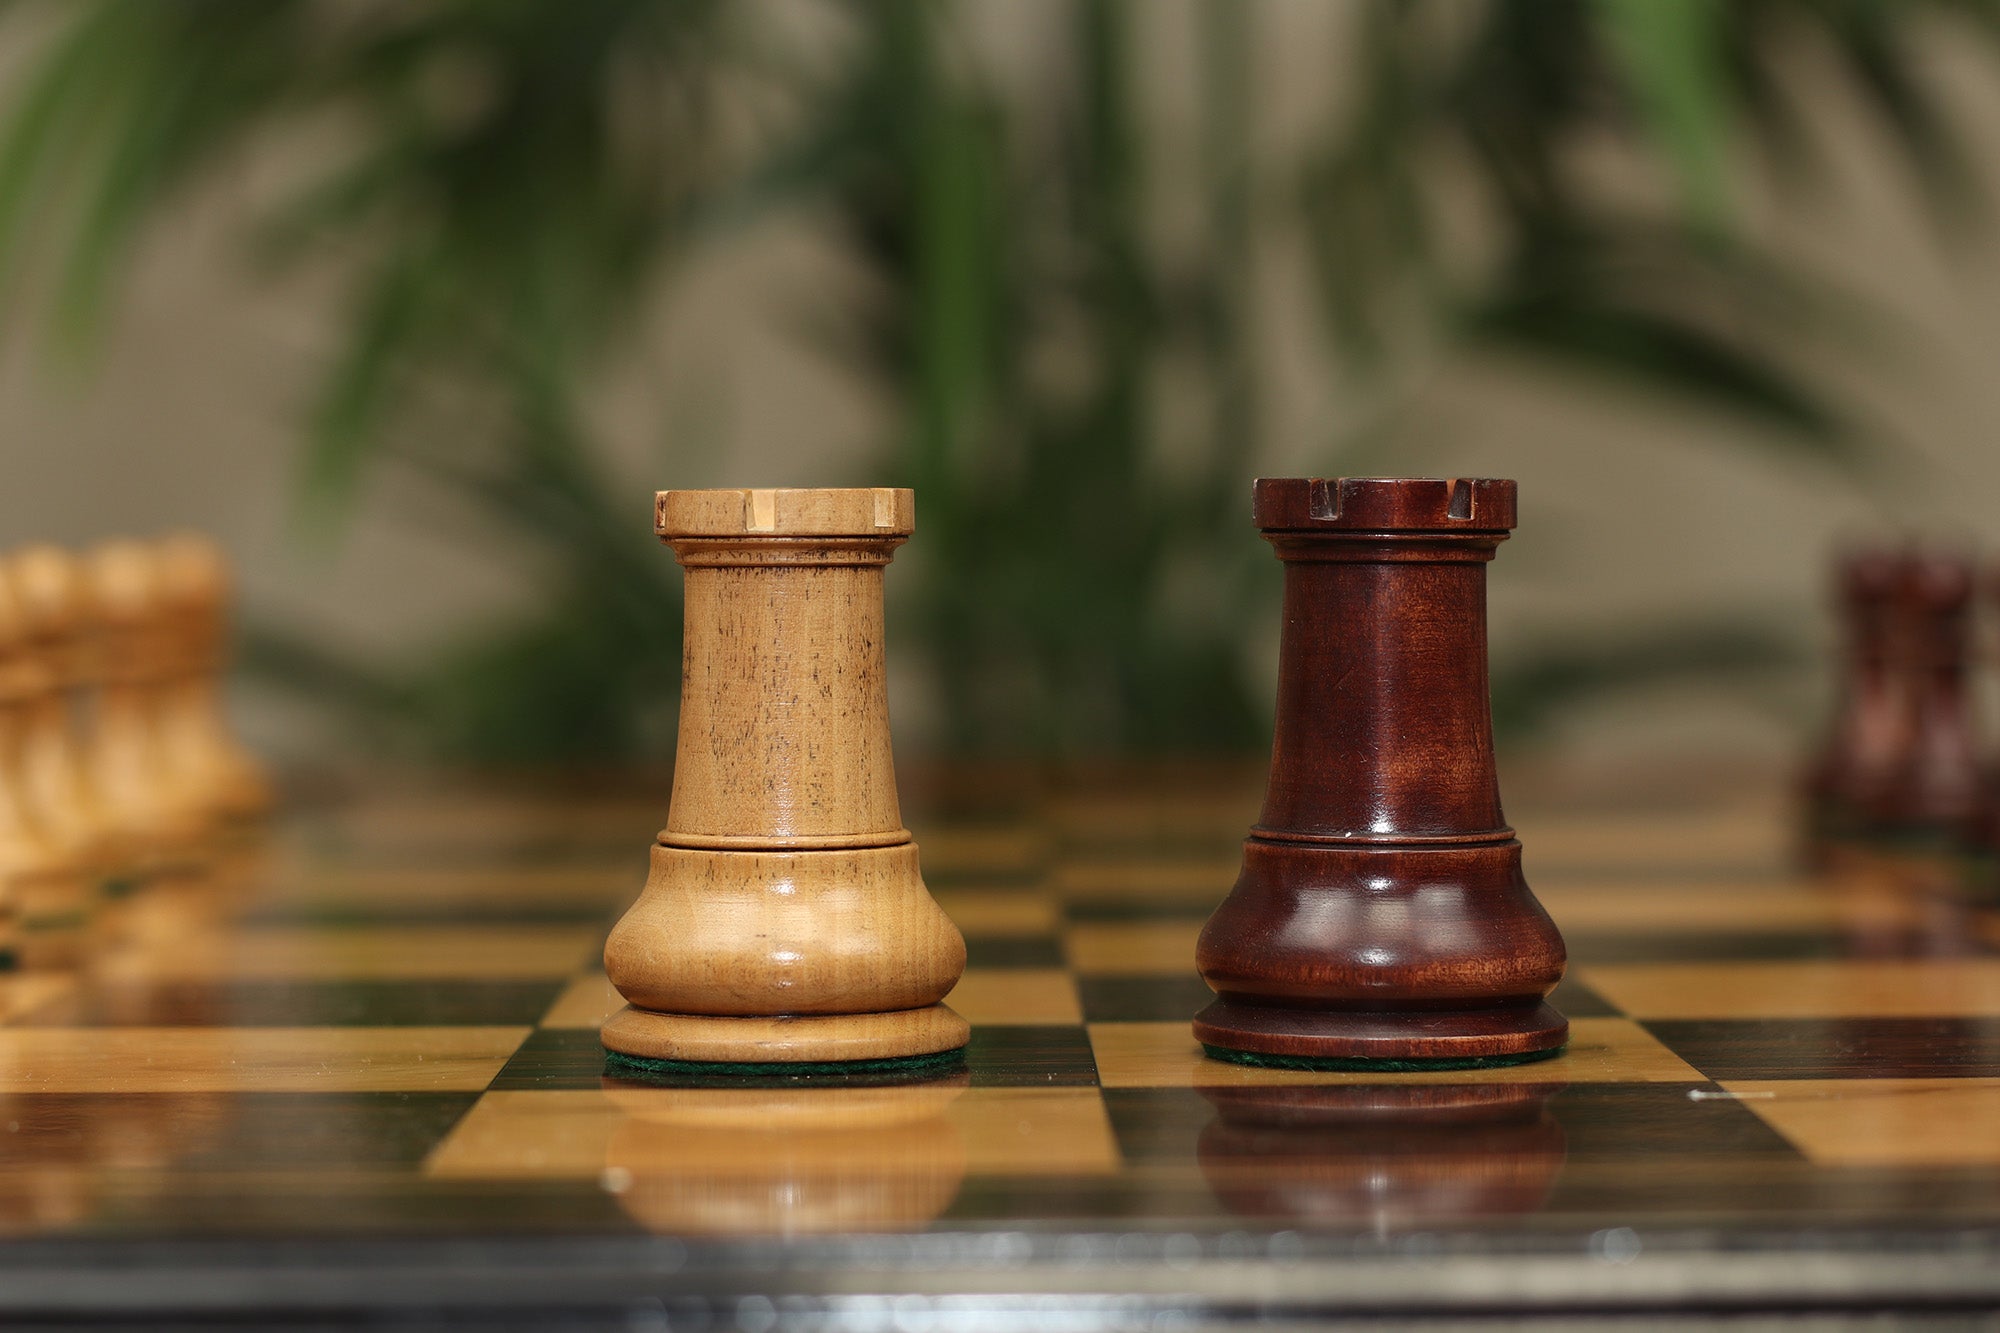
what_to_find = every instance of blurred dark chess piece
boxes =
[1195,478,1567,1069]
[1802,546,1908,852]
[1969,560,2000,879]
[1197,1084,1567,1226]
[1886,549,1981,844]
[602,489,968,1074]
[1808,546,1982,856]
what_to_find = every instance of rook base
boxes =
[601,1002,970,1068]
[1193,998,1567,1067]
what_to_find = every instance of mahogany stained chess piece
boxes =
[1803,547,1908,848]
[602,488,968,1074]
[1194,477,1567,1068]
[1884,549,1980,842]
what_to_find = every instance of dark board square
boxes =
[944,1176,1231,1223]
[1568,930,1862,965]
[963,937,1065,969]
[1101,1087,1213,1161]
[1549,974,1619,1019]
[14,981,567,1028]
[0,1093,479,1170]
[1105,1083,1799,1167]
[490,1028,613,1090]
[1079,975,1214,1023]
[1644,1018,2000,1080]
[967,1026,1098,1087]
[1064,898,1215,923]
[1545,1084,1802,1160]
[245,902,617,927]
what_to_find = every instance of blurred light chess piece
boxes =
[154,534,272,827]
[83,540,201,879]
[0,535,271,969]
[0,572,54,968]
[6,546,106,965]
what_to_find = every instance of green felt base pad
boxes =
[1201,1043,1567,1073]
[603,1045,968,1086]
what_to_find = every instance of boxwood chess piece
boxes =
[1195,477,1567,1069]
[602,488,968,1075]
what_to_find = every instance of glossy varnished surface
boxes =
[1198,478,1566,1062]
[1,765,2000,1318]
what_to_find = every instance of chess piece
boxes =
[153,534,272,825]
[1803,547,1909,849]
[81,541,206,876]
[1198,1084,1567,1225]
[5,547,104,962]
[0,574,52,967]
[1195,478,1567,1067]
[1883,549,1980,842]
[602,488,969,1070]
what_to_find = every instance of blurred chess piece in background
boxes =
[83,540,202,879]
[1803,546,1908,854]
[0,535,270,969]
[155,534,271,828]
[5,546,106,965]
[0,571,52,968]
[1887,549,1981,844]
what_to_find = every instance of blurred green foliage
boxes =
[1,0,1996,758]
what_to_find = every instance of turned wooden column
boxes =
[1194,477,1567,1067]
[1803,548,1907,844]
[1886,551,1980,837]
[602,488,968,1069]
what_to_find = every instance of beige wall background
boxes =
[2,3,1996,769]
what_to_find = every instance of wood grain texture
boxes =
[599,1003,970,1063]
[1195,478,1568,1063]
[603,488,968,1064]
[607,845,962,1016]
[1723,1079,2000,1166]
[0,1026,528,1093]
[1095,1018,1695,1088]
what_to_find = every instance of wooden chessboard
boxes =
[3,763,2000,1323]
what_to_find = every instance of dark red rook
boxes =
[1195,477,1567,1068]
